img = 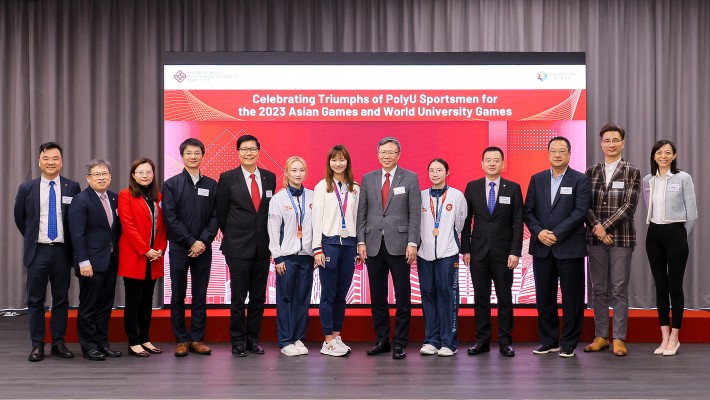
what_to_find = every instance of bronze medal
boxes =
[297,227,303,239]
[432,228,440,236]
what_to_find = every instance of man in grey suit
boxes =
[357,137,421,359]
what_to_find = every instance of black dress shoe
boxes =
[141,344,162,354]
[51,343,74,358]
[392,344,406,359]
[128,346,150,357]
[28,344,44,362]
[366,342,391,355]
[98,346,123,357]
[232,343,247,357]
[467,342,490,355]
[499,344,515,357]
[83,349,106,361]
[246,342,265,354]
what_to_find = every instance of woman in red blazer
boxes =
[118,158,167,357]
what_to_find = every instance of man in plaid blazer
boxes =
[583,124,641,357]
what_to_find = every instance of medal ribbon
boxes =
[286,187,306,234]
[429,186,448,230]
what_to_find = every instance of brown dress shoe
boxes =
[175,342,189,357]
[190,341,212,355]
[613,339,628,357]
[583,337,610,352]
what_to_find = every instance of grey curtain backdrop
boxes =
[1,0,708,310]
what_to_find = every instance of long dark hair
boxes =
[128,158,159,201]
[325,145,355,193]
[650,140,680,176]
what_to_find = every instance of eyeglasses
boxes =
[602,139,623,145]
[88,172,110,178]
[239,147,259,154]
[378,150,400,157]
[134,170,154,176]
[548,149,569,155]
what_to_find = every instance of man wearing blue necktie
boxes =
[14,142,81,362]
[461,147,524,357]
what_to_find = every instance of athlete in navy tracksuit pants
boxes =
[267,157,314,356]
[416,159,467,356]
[312,145,360,357]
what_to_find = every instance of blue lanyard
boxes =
[286,187,306,231]
[429,186,448,229]
[333,181,349,229]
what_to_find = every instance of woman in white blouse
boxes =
[643,140,697,356]
[417,158,467,357]
[312,145,360,357]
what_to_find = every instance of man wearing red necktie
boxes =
[216,135,277,357]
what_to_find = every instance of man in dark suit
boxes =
[163,138,219,357]
[68,159,122,361]
[216,134,276,357]
[524,136,592,358]
[13,142,81,362]
[357,136,421,359]
[461,147,523,357]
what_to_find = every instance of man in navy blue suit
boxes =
[524,136,592,358]
[14,142,81,362]
[69,159,122,361]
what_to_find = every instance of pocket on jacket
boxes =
[397,225,407,233]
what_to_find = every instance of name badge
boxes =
[560,187,573,195]
[612,181,624,189]
[499,196,511,204]
[62,196,73,204]
[266,190,273,198]
[667,183,681,192]
[393,186,406,195]
[198,188,210,196]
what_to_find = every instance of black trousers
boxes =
[123,263,157,346]
[170,249,212,343]
[471,252,514,345]
[26,243,71,346]
[77,256,117,352]
[366,238,411,347]
[226,255,270,344]
[646,223,689,329]
[532,254,585,349]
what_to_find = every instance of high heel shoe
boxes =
[128,346,149,357]
[141,344,162,354]
[653,346,665,355]
[662,341,680,356]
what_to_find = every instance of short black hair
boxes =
[599,123,625,140]
[179,138,205,155]
[650,139,680,175]
[428,158,449,172]
[236,134,260,150]
[481,146,505,161]
[548,136,571,152]
[39,142,63,156]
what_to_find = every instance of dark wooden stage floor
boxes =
[1,315,708,399]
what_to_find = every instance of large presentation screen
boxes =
[163,52,586,306]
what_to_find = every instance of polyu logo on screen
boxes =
[174,70,187,83]
[537,71,548,82]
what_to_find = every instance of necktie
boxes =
[250,173,261,211]
[488,182,496,214]
[382,172,391,210]
[48,181,57,240]
[100,193,114,227]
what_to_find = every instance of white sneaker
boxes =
[335,336,351,354]
[281,344,300,357]
[294,340,309,355]
[438,347,458,357]
[320,340,348,357]
[420,344,438,355]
